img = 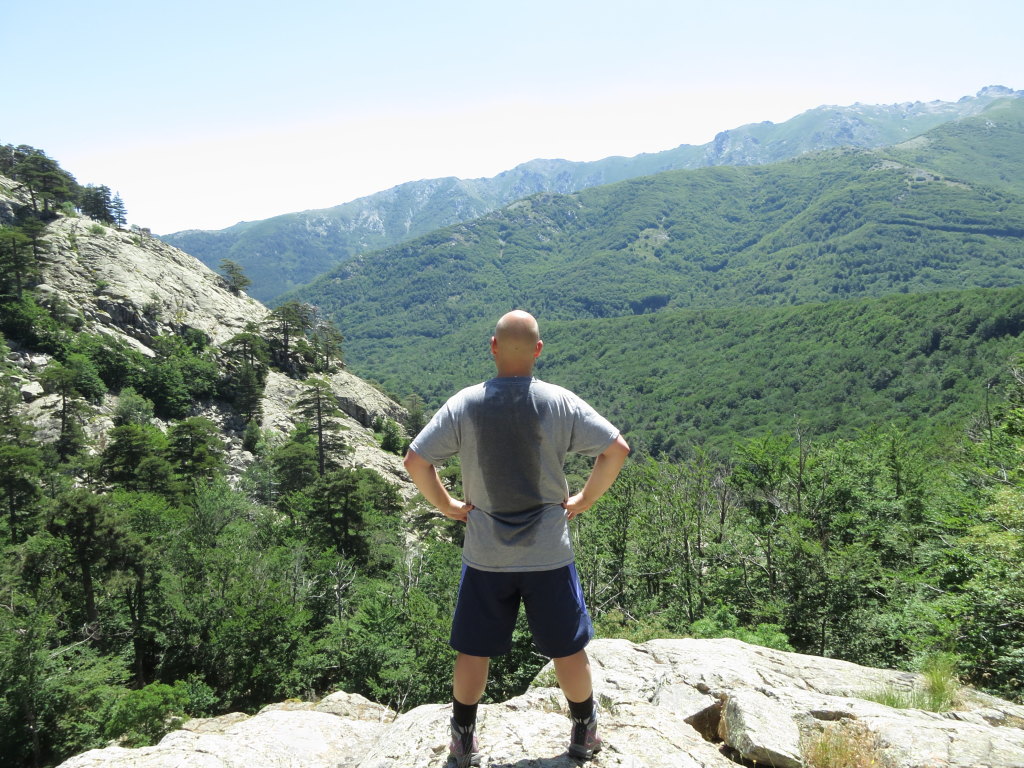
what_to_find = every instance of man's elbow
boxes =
[607,434,631,459]
[403,449,423,473]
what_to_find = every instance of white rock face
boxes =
[260,371,413,496]
[40,217,268,348]
[56,638,1024,768]
[2,202,413,492]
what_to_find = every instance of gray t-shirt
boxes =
[409,376,619,572]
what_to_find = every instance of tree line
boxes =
[572,370,1024,704]
[1,144,127,226]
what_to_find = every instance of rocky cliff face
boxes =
[2,182,412,492]
[40,217,268,347]
[56,637,1024,768]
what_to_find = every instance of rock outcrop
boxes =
[1,182,413,493]
[39,217,268,347]
[56,638,1024,768]
[260,371,411,494]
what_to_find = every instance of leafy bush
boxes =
[103,682,189,747]
[0,296,68,354]
[68,333,146,392]
[112,387,155,426]
[689,609,795,652]
[379,418,404,454]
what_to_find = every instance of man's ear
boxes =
[534,340,543,358]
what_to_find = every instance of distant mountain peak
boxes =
[977,84,1021,98]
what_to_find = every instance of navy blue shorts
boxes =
[450,563,593,659]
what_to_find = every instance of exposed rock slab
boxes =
[56,638,1024,768]
[41,218,267,348]
[5,206,412,493]
[260,371,413,496]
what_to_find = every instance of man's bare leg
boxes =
[552,648,592,703]
[450,653,489,766]
[453,652,490,705]
[555,648,602,758]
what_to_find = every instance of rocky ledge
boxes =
[57,637,1024,768]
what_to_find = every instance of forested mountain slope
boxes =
[0,151,423,767]
[6,140,1024,768]
[345,285,1024,455]
[288,99,1024,402]
[162,87,1021,302]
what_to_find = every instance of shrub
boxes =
[689,608,795,652]
[112,387,155,426]
[103,682,188,748]
[380,418,404,454]
[68,333,146,392]
[0,295,68,354]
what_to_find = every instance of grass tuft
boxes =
[863,652,961,713]
[803,723,894,768]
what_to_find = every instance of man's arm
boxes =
[562,434,631,520]
[403,449,474,522]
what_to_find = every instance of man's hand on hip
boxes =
[444,499,475,523]
[562,493,591,520]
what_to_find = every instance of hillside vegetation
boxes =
[4,101,1024,768]
[285,99,1024,449]
[355,286,1024,456]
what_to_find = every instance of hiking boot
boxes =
[568,707,602,760]
[449,717,480,767]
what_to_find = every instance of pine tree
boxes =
[13,150,73,216]
[263,301,314,375]
[166,417,226,480]
[40,358,97,461]
[219,259,252,296]
[310,319,344,372]
[110,193,128,228]
[78,184,114,224]
[0,359,43,542]
[293,377,349,476]
[0,226,35,299]
[220,329,269,421]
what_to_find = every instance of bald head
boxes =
[495,310,540,348]
[492,310,542,376]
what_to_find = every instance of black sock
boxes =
[567,693,595,722]
[452,697,479,728]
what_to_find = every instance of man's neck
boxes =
[494,366,535,378]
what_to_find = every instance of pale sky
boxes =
[3,0,1022,234]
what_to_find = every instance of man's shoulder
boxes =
[531,378,582,401]
[444,382,488,407]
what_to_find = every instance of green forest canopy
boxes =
[283,101,1024,453]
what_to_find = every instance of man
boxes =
[404,310,630,767]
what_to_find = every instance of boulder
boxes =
[56,638,1024,768]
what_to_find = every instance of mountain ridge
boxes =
[161,86,1022,302]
